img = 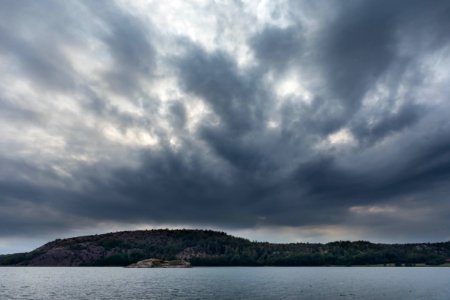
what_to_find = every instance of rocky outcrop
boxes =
[127,258,191,268]
[0,229,229,266]
[176,247,212,260]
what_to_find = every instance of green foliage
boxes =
[98,239,129,250]
[424,255,445,265]
[0,253,29,265]
[0,251,43,266]
[94,254,131,266]
[2,230,450,267]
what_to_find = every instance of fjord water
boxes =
[1,267,449,299]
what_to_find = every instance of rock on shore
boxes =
[126,258,191,268]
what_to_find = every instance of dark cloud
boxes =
[175,44,266,134]
[350,102,422,146]
[168,101,187,129]
[0,1,77,91]
[1,0,450,249]
[250,25,303,71]
[86,1,156,95]
[319,1,398,107]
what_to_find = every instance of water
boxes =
[0,267,449,299]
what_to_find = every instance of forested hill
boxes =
[1,229,449,266]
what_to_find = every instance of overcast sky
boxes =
[1,0,450,253]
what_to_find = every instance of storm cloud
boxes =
[1,0,450,251]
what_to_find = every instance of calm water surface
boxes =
[0,267,449,299]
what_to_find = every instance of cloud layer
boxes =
[1,0,450,248]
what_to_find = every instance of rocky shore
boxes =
[126,258,191,268]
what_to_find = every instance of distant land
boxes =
[1,229,449,267]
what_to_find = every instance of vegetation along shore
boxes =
[1,229,449,267]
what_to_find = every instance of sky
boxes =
[1,0,450,254]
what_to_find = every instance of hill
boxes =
[1,229,449,266]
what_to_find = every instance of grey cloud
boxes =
[0,0,450,247]
[350,102,422,146]
[175,44,266,134]
[87,1,156,95]
[319,1,398,107]
[168,101,187,129]
[0,24,75,91]
[250,25,303,71]
[0,97,42,124]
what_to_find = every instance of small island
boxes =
[127,258,191,268]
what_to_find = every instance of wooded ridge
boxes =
[1,229,449,266]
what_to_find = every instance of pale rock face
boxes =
[176,247,211,260]
[126,258,191,268]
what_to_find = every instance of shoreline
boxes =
[1,264,449,268]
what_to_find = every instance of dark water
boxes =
[0,267,449,299]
